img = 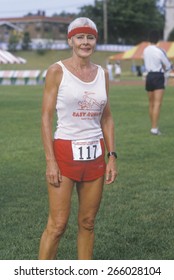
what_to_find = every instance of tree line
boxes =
[76,0,165,44]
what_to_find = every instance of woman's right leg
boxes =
[148,91,154,125]
[38,176,74,260]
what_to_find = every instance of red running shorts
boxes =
[53,139,106,182]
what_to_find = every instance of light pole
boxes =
[103,0,108,44]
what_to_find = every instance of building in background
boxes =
[0,21,23,44]
[0,11,73,49]
[164,0,174,40]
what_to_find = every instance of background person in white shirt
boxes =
[106,62,114,80]
[114,60,122,81]
[143,30,171,135]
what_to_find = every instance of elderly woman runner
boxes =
[39,17,118,260]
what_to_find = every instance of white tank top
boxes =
[54,61,107,140]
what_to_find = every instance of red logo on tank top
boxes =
[72,91,106,120]
[78,91,105,110]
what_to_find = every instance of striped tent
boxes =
[109,41,174,61]
[0,50,26,64]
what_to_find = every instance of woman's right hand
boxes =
[46,160,62,187]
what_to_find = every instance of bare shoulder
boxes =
[101,67,109,80]
[100,66,108,75]
[46,62,62,80]
[100,66,109,94]
[44,62,63,93]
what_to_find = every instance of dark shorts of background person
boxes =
[145,72,165,91]
[53,139,106,182]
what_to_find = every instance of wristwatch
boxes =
[107,152,117,159]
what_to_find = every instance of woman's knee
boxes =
[46,218,67,239]
[78,217,95,232]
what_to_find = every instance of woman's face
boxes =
[69,33,97,58]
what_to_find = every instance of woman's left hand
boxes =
[105,157,118,184]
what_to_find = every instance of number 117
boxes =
[78,145,97,160]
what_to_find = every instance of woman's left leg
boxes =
[76,176,104,260]
[150,89,164,129]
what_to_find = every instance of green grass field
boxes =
[0,81,174,260]
[1,49,133,74]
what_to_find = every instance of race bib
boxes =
[72,139,102,161]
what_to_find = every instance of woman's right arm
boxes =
[41,64,62,187]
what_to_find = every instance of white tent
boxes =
[0,50,26,64]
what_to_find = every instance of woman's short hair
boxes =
[68,17,98,34]
[149,30,159,44]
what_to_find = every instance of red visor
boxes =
[68,27,98,39]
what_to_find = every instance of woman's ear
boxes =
[68,38,73,47]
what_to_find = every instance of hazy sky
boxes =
[0,0,95,18]
[0,0,166,18]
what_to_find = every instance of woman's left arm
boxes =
[101,69,118,184]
